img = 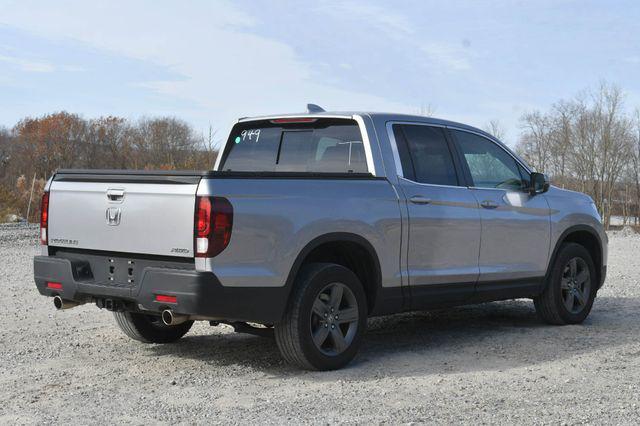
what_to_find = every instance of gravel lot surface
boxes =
[1,225,640,425]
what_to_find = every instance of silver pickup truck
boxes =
[34,107,607,370]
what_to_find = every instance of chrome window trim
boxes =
[352,114,377,176]
[212,148,223,171]
[398,176,467,190]
[213,118,240,171]
[216,115,377,176]
[385,121,404,178]
[466,186,516,191]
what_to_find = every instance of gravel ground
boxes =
[1,225,640,425]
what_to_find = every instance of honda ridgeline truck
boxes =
[34,106,607,370]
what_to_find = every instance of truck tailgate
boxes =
[47,171,202,258]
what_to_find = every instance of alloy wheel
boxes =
[310,282,359,356]
[561,257,591,314]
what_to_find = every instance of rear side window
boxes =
[220,119,368,173]
[393,124,458,186]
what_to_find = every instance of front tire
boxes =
[275,263,367,371]
[113,311,193,343]
[534,242,597,325]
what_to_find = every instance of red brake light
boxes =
[196,197,211,236]
[194,196,233,258]
[47,282,62,290]
[155,294,177,304]
[40,192,50,245]
[270,118,318,124]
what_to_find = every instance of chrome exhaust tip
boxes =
[161,309,189,326]
[53,296,81,310]
[53,296,63,310]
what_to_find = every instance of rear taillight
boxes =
[40,192,50,245]
[194,196,233,258]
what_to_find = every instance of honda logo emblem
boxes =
[106,207,122,226]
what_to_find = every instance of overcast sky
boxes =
[1,0,639,146]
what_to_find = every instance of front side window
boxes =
[452,130,526,190]
[393,124,458,186]
[220,119,367,173]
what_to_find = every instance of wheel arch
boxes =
[547,225,604,288]
[283,232,382,315]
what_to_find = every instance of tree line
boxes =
[514,83,640,228]
[0,112,218,222]
[2,83,639,227]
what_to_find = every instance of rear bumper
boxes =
[34,256,288,323]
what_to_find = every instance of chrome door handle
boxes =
[107,188,125,203]
[409,196,431,205]
[480,200,498,209]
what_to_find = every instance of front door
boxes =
[450,129,551,297]
[390,123,481,308]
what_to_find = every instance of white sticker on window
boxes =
[240,129,261,143]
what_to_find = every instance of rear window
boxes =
[219,119,368,173]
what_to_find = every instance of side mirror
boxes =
[529,172,550,195]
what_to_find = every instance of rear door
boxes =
[48,173,200,258]
[389,123,481,308]
[449,129,551,288]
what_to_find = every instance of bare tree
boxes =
[515,83,636,228]
[0,127,11,181]
[547,100,581,187]
[590,83,633,226]
[483,119,506,141]
[200,124,219,168]
[417,103,436,117]
[517,110,553,172]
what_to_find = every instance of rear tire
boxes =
[275,263,367,371]
[534,242,597,325]
[113,311,193,343]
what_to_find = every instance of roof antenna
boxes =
[306,103,325,113]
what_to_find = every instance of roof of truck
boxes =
[238,111,494,141]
